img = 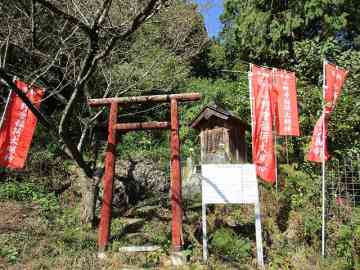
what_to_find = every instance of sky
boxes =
[195,0,224,37]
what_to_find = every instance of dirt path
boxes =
[0,201,40,234]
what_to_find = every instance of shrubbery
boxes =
[0,181,59,218]
[211,227,252,263]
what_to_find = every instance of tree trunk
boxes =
[77,168,102,225]
[79,135,105,226]
[78,171,96,224]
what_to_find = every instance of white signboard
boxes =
[201,164,264,268]
[202,164,258,204]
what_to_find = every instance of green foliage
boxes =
[302,207,322,242]
[211,227,252,263]
[0,182,59,217]
[119,131,169,160]
[221,0,360,65]
[280,164,320,209]
[191,41,227,77]
[109,0,207,99]
[0,246,19,264]
[111,47,190,97]
[143,250,162,268]
[326,207,360,269]
[336,225,353,269]
[142,220,171,248]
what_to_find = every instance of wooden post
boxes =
[170,98,183,251]
[98,102,118,253]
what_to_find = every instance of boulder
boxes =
[111,157,169,211]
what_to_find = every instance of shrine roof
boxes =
[190,103,248,130]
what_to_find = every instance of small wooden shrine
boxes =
[190,103,248,164]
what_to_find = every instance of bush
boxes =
[302,207,322,243]
[335,225,353,270]
[0,181,59,218]
[211,227,252,263]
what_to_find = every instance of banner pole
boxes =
[321,59,326,257]
[285,136,289,164]
[275,133,278,192]
[272,68,278,192]
[249,64,254,160]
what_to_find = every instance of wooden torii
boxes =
[88,93,201,253]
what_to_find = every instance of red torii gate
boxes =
[88,93,201,253]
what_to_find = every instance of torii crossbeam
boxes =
[88,93,201,253]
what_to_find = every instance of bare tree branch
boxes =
[31,0,36,50]
[71,0,91,26]
[1,32,10,68]
[93,0,113,29]
[30,49,62,87]
[55,1,165,180]
[35,0,92,36]
[93,0,163,64]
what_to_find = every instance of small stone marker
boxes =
[119,245,161,252]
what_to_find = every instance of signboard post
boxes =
[201,164,264,268]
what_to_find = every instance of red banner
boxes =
[307,114,330,162]
[0,80,44,169]
[324,62,348,112]
[251,65,276,183]
[273,69,300,136]
[307,62,348,163]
